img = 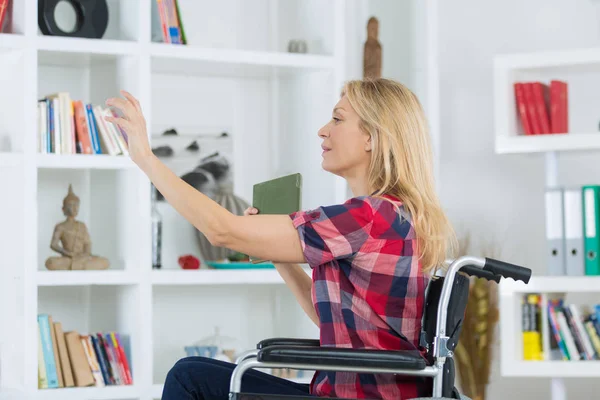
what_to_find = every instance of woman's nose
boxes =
[318,124,329,138]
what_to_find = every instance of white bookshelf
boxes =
[0,1,439,400]
[494,47,600,400]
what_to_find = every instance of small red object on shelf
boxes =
[178,254,200,270]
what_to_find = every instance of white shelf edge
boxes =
[36,154,136,169]
[36,385,139,400]
[501,360,600,378]
[149,43,335,70]
[495,133,600,154]
[499,275,600,294]
[494,47,600,69]
[37,270,139,286]
[36,36,140,56]
[0,152,22,167]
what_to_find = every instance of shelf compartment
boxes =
[35,384,140,400]
[37,270,139,287]
[151,285,317,386]
[37,168,147,272]
[38,0,141,43]
[36,154,135,170]
[38,284,140,390]
[494,47,600,153]
[151,0,333,56]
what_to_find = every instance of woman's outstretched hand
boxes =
[104,90,153,166]
[243,207,259,217]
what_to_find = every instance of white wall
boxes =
[438,0,600,398]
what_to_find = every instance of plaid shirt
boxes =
[290,195,430,399]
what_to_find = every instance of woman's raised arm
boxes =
[105,90,306,264]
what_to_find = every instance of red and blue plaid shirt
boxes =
[290,195,430,399]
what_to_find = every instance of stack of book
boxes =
[37,314,133,390]
[514,80,568,135]
[37,92,129,156]
[521,295,600,361]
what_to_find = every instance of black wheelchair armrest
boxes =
[257,345,427,370]
[256,338,321,349]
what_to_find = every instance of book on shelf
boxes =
[37,313,133,390]
[0,0,11,33]
[514,80,567,135]
[522,295,600,361]
[153,0,186,45]
[37,92,129,157]
[545,185,600,276]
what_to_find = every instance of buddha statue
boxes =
[45,185,109,271]
[363,16,382,79]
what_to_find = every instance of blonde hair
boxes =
[342,78,457,273]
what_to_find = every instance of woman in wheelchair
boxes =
[105,78,458,399]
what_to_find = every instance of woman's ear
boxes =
[365,134,373,152]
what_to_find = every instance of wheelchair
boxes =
[228,255,532,400]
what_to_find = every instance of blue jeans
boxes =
[161,356,314,400]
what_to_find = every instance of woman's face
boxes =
[318,95,372,178]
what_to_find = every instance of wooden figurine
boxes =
[45,184,109,270]
[363,16,382,79]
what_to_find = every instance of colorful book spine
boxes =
[38,315,59,388]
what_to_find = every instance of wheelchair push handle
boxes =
[460,265,501,283]
[483,257,531,283]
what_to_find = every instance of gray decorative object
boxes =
[195,178,250,262]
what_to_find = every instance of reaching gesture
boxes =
[104,90,152,166]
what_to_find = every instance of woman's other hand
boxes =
[104,90,153,166]
[244,207,259,217]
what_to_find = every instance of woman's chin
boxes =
[321,161,343,177]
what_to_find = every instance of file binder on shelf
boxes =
[582,185,600,276]
[564,187,584,276]
[545,187,566,275]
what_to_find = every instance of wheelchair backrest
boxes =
[420,272,470,364]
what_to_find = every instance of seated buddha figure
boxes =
[45,185,110,271]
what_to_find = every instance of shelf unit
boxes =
[0,1,440,400]
[0,1,349,399]
[495,47,600,400]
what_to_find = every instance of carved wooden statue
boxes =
[45,185,109,270]
[363,16,382,79]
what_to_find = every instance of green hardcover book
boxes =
[582,185,600,276]
[252,173,302,215]
[250,173,302,263]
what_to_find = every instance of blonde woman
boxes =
[106,78,456,400]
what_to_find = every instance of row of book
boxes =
[154,0,187,44]
[514,80,568,135]
[521,295,600,361]
[545,185,600,276]
[37,92,129,156]
[38,314,133,390]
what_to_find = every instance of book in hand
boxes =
[249,173,302,264]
